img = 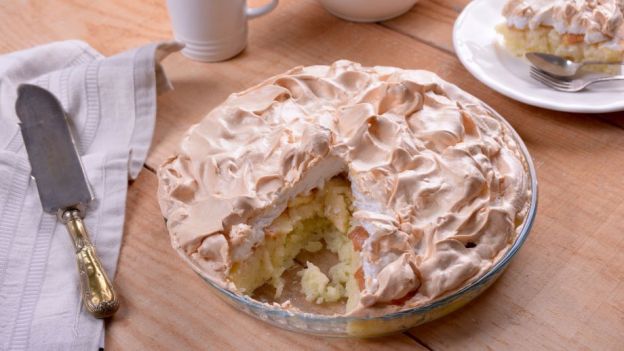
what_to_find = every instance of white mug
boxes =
[166,0,279,62]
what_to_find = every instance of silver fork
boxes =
[529,66,624,92]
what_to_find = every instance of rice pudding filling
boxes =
[229,175,363,311]
[157,61,531,317]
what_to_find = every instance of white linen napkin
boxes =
[0,40,181,350]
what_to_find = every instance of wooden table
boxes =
[2,0,623,349]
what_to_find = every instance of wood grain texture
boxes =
[1,0,624,350]
[382,0,462,53]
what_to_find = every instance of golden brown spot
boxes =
[355,266,365,290]
[348,226,369,251]
[563,33,584,45]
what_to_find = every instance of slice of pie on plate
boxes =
[497,0,624,66]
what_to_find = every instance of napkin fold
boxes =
[0,40,181,350]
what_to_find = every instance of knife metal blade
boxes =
[15,84,92,214]
[15,84,119,318]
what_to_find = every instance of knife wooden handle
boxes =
[62,209,119,318]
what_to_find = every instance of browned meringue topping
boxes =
[502,0,624,44]
[158,61,531,315]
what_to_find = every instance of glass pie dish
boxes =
[173,105,538,338]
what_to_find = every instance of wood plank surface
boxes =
[383,0,466,53]
[1,0,623,350]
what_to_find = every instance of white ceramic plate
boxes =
[453,0,624,113]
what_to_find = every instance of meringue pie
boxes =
[497,0,624,65]
[157,61,531,317]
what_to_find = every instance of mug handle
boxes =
[247,0,279,19]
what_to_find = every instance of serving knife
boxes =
[15,84,119,318]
